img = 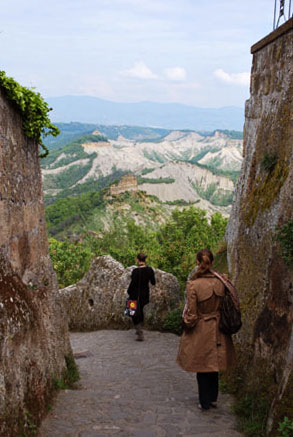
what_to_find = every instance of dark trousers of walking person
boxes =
[132,303,144,325]
[197,372,218,409]
[132,300,145,341]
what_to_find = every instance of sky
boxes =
[1,0,278,108]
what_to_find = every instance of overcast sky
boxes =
[1,0,277,108]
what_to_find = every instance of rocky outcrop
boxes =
[110,174,138,196]
[0,87,71,436]
[226,18,293,434]
[57,255,180,331]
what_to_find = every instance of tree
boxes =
[49,238,92,288]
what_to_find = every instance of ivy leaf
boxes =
[0,71,59,158]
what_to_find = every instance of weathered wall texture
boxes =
[0,88,71,436]
[226,18,293,434]
[57,255,180,331]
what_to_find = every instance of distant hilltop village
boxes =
[82,129,110,148]
[110,174,138,196]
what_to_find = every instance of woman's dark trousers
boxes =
[196,372,218,409]
[132,303,145,340]
[132,303,144,326]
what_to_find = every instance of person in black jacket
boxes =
[127,253,156,341]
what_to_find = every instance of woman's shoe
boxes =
[198,404,209,410]
[210,402,217,408]
[135,324,144,341]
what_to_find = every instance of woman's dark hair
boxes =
[193,248,214,279]
[137,253,147,262]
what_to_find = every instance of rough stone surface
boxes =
[57,256,180,331]
[0,87,71,436]
[39,330,243,437]
[226,18,293,432]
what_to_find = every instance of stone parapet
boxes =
[251,17,293,54]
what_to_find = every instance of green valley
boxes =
[43,123,241,289]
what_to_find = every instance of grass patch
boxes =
[138,176,175,184]
[23,410,37,436]
[164,199,199,206]
[220,349,276,436]
[233,393,270,436]
[53,353,80,390]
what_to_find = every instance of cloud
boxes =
[214,69,250,86]
[121,61,158,80]
[164,67,187,81]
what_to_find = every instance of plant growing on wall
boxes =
[0,71,59,157]
[261,152,278,173]
[274,220,293,267]
[277,416,293,437]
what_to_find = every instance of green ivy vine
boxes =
[0,71,59,157]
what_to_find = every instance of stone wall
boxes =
[57,255,180,331]
[226,18,293,434]
[0,88,71,436]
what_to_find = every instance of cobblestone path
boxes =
[39,330,243,437]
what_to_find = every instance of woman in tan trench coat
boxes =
[177,248,235,410]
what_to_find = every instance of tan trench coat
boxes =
[177,273,235,373]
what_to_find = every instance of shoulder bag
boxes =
[211,270,242,335]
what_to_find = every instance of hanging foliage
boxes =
[0,71,59,157]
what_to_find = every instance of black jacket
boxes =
[127,266,156,306]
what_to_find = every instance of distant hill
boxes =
[45,189,173,239]
[44,122,172,151]
[42,125,244,239]
[44,122,243,151]
[42,127,243,217]
[46,96,244,131]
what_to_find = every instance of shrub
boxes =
[49,238,92,287]
[163,304,184,335]
[277,416,293,437]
